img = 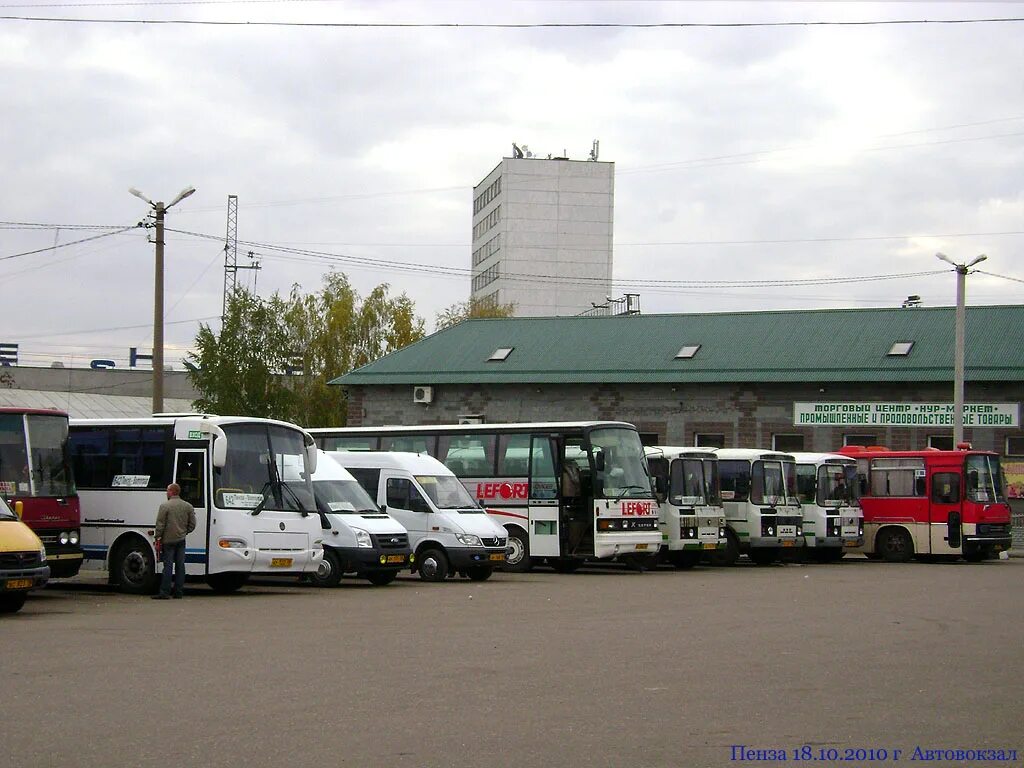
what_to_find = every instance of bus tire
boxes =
[366,570,398,586]
[963,548,987,563]
[466,566,493,581]
[669,551,700,570]
[749,548,778,566]
[417,547,449,582]
[503,527,531,573]
[709,530,740,567]
[310,549,344,588]
[0,592,28,613]
[207,573,249,594]
[877,527,914,563]
[112,535,158,595]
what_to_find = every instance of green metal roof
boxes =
[331,305,1024,386]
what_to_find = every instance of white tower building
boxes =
[470,148,614,317]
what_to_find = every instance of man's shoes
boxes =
[172,593,183,599]
[151,594,171,600]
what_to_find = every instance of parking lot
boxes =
[2,558,1022,768]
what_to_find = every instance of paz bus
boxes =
[0,407,83,577]
[790,453,864,561]
[644,446,727,568]
[711,449,804,566]
[69,415,325,593]
[309,421,661,572]
[837,445,1012,562]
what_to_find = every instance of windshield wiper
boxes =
[614,485,648,502]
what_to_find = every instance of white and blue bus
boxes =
[69,415,324,593]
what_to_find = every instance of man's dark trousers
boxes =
[159,540,187,597]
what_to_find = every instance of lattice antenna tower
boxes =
[221,194,260,325]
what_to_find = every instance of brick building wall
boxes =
[345,380,1024,453]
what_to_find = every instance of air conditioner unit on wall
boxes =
[413,385,434,404]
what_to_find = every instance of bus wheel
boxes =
[366,570,398,586]
[0,593,28,613]
[112,536,157,594]
[669,551,699,570]
[418,548,450,582]
[466,566,493,581]
[503,528,532,573]
[709,531,739,567]
[749,548,778,566]
[877,528,914,563]
[310,549,344,588]
[207,573,249,594]
[963,548,987,563]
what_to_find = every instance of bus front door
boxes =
[528,436,560,558]
[173,449,209,573]
[929,470,962,555]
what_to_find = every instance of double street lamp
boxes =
[935,252,987,447]
[129,185,197,414]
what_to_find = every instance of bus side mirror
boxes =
[15,500,23,519]
[305,443,318,474]
[212,438,227,469]
[594,451,606,472]
[654,476,667,499]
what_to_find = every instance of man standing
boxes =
[153,483,196,600]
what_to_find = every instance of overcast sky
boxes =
[1,0,1022,370]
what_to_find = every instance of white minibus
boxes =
[331,451,509,582]
[791,452,865,561]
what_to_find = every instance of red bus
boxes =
[0,408,83,577]
[837,445,1012,562]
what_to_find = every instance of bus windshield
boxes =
[965,455,1007,504]
[311,479,379,515]
[816,464,860,507]
[215,423,316,512]
[27,414,75,497]
[752,461,785,506]
[415,475,480,510]
[0,496,17,520]
[669,458,707,506]
[588,427,652,500]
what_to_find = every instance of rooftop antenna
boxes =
[589,139,600,161]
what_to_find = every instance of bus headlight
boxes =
[796,525,803,536]
[767,526,775,536]
[718,527,727,538]
[69,530,80,545]
[353,529,372,548]
[455,534,482,547]
[59,531,70,545]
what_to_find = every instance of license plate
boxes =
[778,525,796,537]
[782,540,795,547]
[385,554,406,564]
[844,540,859,547]
[702,542,717,550]
[842,526,858,537]
[270,557,293,568]
[488,553,505,561]
[635,543,649,551]
[5,578,32,590]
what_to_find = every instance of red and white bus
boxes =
[837,445,1012,562]
[309,421,662,572]
[0,407,83,577]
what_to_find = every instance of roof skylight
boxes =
[887,341,914,356]
[675,344,701,360]
[488,347,514,362]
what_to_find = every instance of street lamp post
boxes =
[129,185,196,414]
[936,252,987,447]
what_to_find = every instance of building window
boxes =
[472,234,501,267]
[488,347,514,362]
[772,434,805,453]
[472,177,502,215]
[472,262,500,293]
[844,434,878,447]
[694,433,725,448]
[675,344,701,359]
[477,291,499,310]
[638,432,659,446]
[927,435,954,451]
[472,205,501,240]
[1006,436,1024,455]
[887,341,914,356]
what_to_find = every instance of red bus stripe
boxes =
[486,509,529,521]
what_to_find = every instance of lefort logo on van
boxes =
[475,481,528,500]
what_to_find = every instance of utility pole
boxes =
[129,185,196,414]
[221,195,260,324]
[936,252,987,447]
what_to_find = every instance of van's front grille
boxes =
[482,537,507,548]
[373,533,410,549]
[0,552,42,569]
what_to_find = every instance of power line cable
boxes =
[4,15,1024,28]
[974,269,1024,285]
[0,224,140,261]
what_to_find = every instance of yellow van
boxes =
[1,497,50,614]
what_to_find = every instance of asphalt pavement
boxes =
[2,557,1022,768]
